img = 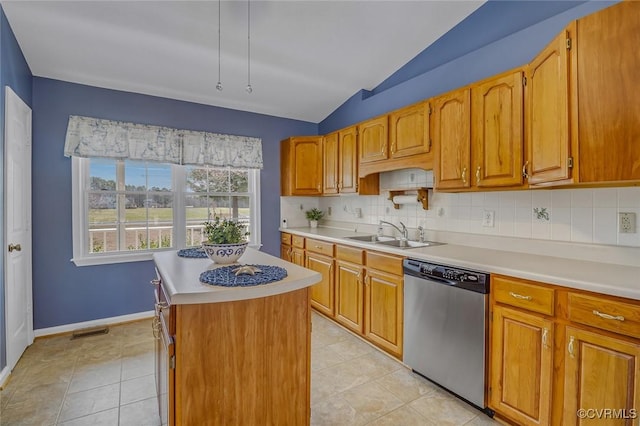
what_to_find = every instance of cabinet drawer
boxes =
[281,233,292,246]
[336,245,364,264]
[292,235,305,249]
[492,275,554,316]
[568,293,640,339]
[365,251,403,275]
[306,238,334,256]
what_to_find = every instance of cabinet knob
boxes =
[8,243,21,253]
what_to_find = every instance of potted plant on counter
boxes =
[202,216,250,263]
[305,208,325,228]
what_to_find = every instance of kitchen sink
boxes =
[344,235,396,243]
[343,235,444,249]
[377,239,443,249]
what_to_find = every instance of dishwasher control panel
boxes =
[403,259,490,294]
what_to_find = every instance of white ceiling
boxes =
[2,1,484,123]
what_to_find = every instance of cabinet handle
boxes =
[337,182,342,190]
[522,161,529,179]
[461,167,467,184]
[317,184,321,192]
[476,166,481,184]
[152,316,161,340]
[391,143,396,154]
[314,245,323,249]
[542,328,549,349]
[592,310,625,322]
[381,144,387,154]
[8,243,22,253]
[568,335,575,358]
[509,291,532,301]
[150,279,161,286]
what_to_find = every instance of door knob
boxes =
[8,243,21,253]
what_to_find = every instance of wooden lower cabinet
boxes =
[291,247,305,266]
[335,259,364,333]
[489,305,554,426]
[364,267,403,358]
[562,327,640,426]
[306,252,335,317]
[490,274,640,426]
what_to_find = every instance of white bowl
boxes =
[202,242,248,264]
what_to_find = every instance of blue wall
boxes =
[31,78,316,330]
[0,7,33,371]
[320,0,616,133]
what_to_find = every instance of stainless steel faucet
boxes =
[417,225,425,243]
[379,220,408,240]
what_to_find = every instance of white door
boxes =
[4,86,33,372]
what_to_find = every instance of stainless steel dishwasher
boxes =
[403,258,492,414]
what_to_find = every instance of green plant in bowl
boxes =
[202,216,250,263]
[305,208,324,221]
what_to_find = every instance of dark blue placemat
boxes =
[200,264,288,287]
[177,248,207,258]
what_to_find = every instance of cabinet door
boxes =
[338,126,358,194]
[291,248,305,267]
[472,70,524,188]
[323,132,339,194]
[576,2,640,183]
[364,269,403,358]
[335,260,364,333]
[358,115,389,163]
[389,101,431,159]
[291,137,323,195]
[489,305,553,426]
[280,244,292,262]
[563,326,640,426]
[434,88,471,190]
[526,26,573,185]
[306,253,334,317]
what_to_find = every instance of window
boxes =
[72,158,261,266]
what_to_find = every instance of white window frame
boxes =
[71,157,261,266]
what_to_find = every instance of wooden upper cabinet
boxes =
[358,115,389,164]
[575,1,640,183]
[526,25,574,186]
[280,136,323,196]
[562,326,640,426]
[389,101,431,159]
[472,70,524,188]
[323,132,339,195]
[338,126,358,194]
[434,87,471,190]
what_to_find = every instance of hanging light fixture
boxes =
[216,0,223,91]
[246,0,253,94]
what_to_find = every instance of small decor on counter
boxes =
[199,264,287,287]
[202,216,250,264]
[177,247,208,258]
[305,208,325,228]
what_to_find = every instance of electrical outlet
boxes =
[299,204,304,210]
[327,206,332,216]
[619,212,636,233]
[482,210,495,227]
[354,207,362,218]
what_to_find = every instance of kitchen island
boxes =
[152,248,321,426]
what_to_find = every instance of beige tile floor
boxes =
[0,314,499,425]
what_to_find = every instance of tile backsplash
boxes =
[281,168,640,248]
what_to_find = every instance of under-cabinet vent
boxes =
[71,326,109,340]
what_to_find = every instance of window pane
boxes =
[208,169,229,192]
[124,160,147,190]
[230,170,249,192]
[89,158,116,190]
[185,166,208,193]
[148,163,172,191]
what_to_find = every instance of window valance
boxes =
[63,115,263,169]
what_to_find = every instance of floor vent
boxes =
[71,326,109,340]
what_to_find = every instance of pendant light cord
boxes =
[216,0,223,91]
[246,0,253,93]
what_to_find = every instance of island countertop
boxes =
[153,248,321,304]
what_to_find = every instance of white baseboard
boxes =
[0,366,10,389]
[34,310,154,338]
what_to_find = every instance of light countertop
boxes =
[282,227,640,301]
[153,248,321,304]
